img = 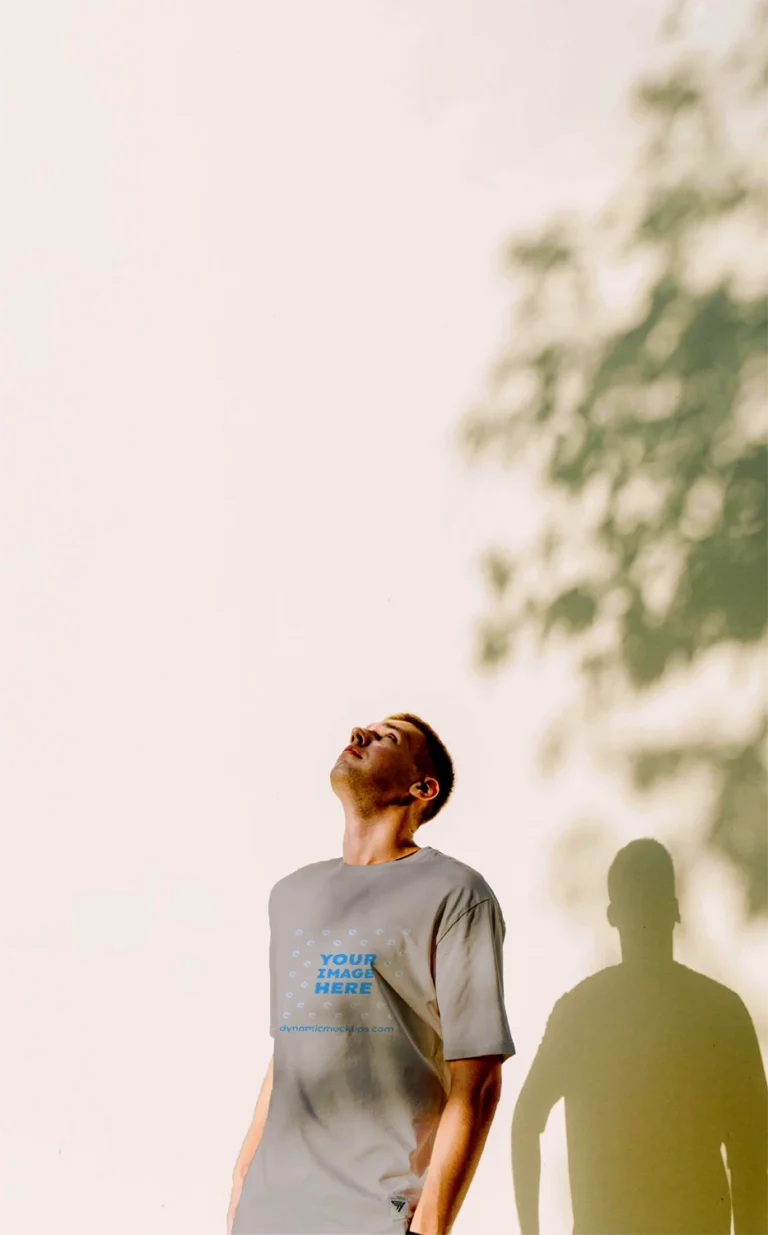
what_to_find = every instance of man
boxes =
[512,838,768,1235]
[228,712,515,1235]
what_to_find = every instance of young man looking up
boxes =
[228,712,515,1235]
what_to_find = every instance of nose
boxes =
[350,727,370,747]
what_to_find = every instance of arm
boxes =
[511,1074,550,1235]
[725,1004,768,1235]
[408,1056,502,1235]
[510,1002,566,1235]
[226,1054,274,1235]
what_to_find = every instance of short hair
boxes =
[607,838,677,907]
[387,712,455,822]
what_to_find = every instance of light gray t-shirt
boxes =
[233,845,515,1235]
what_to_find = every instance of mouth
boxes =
[343,746,362,759]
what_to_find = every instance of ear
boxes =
[606,903,616,928]
[410,777,438,804]
[673,898,681,925]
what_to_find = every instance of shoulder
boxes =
[541,966,623,1029]
[566,965,622,1001]
[423,848,505,935]
[423,846,499,898]
[268,858,339,904]
[673,963,754,1021]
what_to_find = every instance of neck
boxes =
[339,800,422,866]
[619,929,675,968]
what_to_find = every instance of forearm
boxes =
[511,1113,542,1235]
[227,1059,274,1235]
[409,1082,500,1235]
[225,1111,267,1235]
[232,1057,274,1182]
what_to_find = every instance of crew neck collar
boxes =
[340,845,431,869]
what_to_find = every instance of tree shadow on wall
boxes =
[460,1,768,917]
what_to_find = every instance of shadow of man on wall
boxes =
[512,839,768,1235]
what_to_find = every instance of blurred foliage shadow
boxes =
[460,1,768,917]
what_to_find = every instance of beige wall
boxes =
[1,2,764,1232]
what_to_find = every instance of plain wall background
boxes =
[1,2,765,1232]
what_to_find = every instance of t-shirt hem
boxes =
[443,1042,516,1061]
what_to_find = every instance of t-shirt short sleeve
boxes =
[435,897,516,1062]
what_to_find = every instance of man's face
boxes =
[331,717,431,809]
